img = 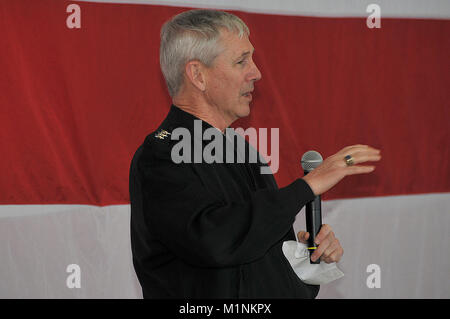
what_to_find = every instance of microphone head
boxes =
[301,150,323,172]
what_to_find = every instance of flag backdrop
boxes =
[0,0,449,298]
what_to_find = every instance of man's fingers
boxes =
[340,144,378,155]
[314,224,332,245]
[321,239,341,263]
[308,224,344,263]
[322,246,344,263]
[297,231,309,244]
[346,165,376,175]
[311,225,335,262]
[341,148,381,175]
[349,151,382,165]
[326,246,344,263]
[335,146,381,170]
[340,144,368,152]
[311,237,330,262]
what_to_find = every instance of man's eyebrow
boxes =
[235,49,254,60]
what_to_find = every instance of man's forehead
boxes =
[219,30,254,58]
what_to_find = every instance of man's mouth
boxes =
[242,90,253,99]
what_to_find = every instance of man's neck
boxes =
[172,97,233,133]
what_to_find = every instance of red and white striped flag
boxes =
[0,0,448,298]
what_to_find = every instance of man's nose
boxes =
[249,60,262,82]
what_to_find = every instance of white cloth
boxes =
[282,240,344,285]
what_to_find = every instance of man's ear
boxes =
[185,60,206,92]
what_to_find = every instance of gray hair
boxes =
[160,9,250,97]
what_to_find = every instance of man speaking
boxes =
[129,9,381,298]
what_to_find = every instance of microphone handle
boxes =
[305,195,322,264]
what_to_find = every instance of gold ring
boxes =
[344,155,354,166]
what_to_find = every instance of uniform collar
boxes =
[164,104,225,135]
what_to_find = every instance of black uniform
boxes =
[129,105,319,298]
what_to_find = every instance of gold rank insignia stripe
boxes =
[155,130,171,139]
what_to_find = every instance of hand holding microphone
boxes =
[300,145,381,264]
[297,225,342,264]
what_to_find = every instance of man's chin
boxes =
[238,103,251,118]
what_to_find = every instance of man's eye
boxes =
[237,60,246,65]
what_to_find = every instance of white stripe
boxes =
[0,204,124,218]
[75,0,450,19]
[1,192,449,298]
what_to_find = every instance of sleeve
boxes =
[139,140,315,268]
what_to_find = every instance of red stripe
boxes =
[0,0,448,205]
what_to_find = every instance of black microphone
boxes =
[301,150,323,264]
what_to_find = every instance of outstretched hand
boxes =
[302,144,381,196]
